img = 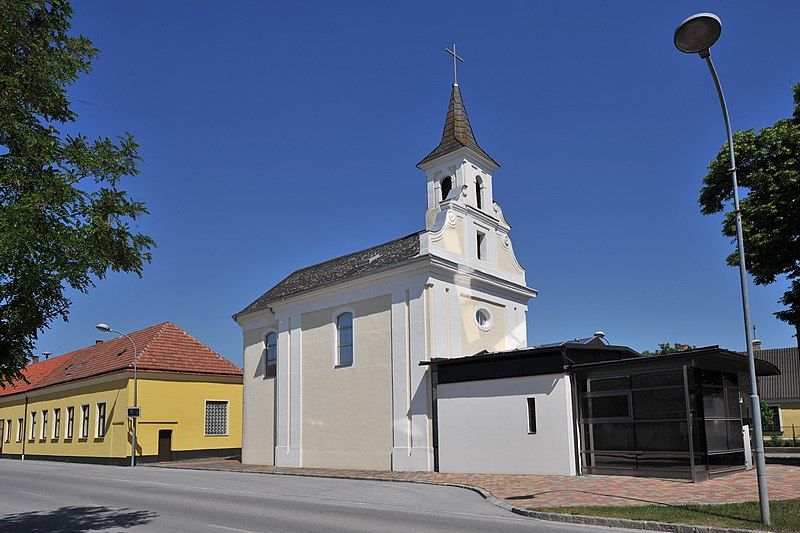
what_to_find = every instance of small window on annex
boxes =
[527,398,537,434]
[264,332,277,379]
[440,176,453,201]
[336,312,354,367]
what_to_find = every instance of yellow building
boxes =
[755,345,800,442]
[0,322,242,464]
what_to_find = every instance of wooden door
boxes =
[158,429,172,462]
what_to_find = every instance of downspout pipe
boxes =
[21,395,28,461]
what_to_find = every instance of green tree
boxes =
[0,1,154,384]
[699,83,800,350]
[641,342,696,356]
[760,400,776,432]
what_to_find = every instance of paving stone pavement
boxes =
[147,458,800,509]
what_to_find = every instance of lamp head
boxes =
[95,323,112,333]
[674,13,721,56]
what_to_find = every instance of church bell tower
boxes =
[417,63,526,288]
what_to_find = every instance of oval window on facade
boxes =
[475,308,492,330]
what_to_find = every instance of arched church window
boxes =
[265,332,277,378]
[475,176,484,209]
[336,312,354,367]
[440,176,453,202]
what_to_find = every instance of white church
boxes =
[234,76,540,472]
[234,73,774,481]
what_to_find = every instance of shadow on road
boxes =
[0,505,157,532]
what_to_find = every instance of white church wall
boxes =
[427,275,529,358]
[390,283,434,471]
[437,374,577,476]
[458,294,509,355]
[299,294,394,470]
[241,321,276,465]
[256,261,434,471]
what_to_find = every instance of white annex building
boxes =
[234,80,541,473]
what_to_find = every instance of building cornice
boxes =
[0,369,242,405]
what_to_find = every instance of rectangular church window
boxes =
[476,231,486,260]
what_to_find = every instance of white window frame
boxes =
[263,330,278,380]
[53,408,61,440]
[0,419,4,445]
[29,411,37,441]
[474,306,493,331]
[4,419,9,443]
[17,418,23,442]
[41,409,48,440]
[96,402,107,438]
[527,397,537,434]
[204,399,229,437]
[66,406,74,439]
[476,230,487,260]
[80,404,90,439]
[332,308,355,368]
[440,175,453,202]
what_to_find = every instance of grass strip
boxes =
[534,498,800,532]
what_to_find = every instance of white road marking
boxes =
[206,524,263,533]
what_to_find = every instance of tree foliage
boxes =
[699,83,800,347]
[641,342,696,356]
[760,400,775,431]
[0,1,154,384]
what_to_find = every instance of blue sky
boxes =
[37,1,800,365]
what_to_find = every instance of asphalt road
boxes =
[0,460,632,532]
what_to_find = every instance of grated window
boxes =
[205,401,228,436]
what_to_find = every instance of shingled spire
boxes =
[417,84,499,168]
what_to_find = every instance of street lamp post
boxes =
[674,13,770,525]
[96,323,138,467]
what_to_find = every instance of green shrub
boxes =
[768,434,784,447]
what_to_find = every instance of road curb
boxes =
[145,463,770,533]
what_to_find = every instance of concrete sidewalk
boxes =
[147,457,800,508]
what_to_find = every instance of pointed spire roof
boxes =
[417,83,499,168]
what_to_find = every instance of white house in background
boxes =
[233,80,537,472]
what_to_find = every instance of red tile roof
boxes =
[0,322,241,398]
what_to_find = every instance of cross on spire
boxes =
[445,43,464,85]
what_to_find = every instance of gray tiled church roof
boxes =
[417,83,499,168]
[235,232,422,317]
